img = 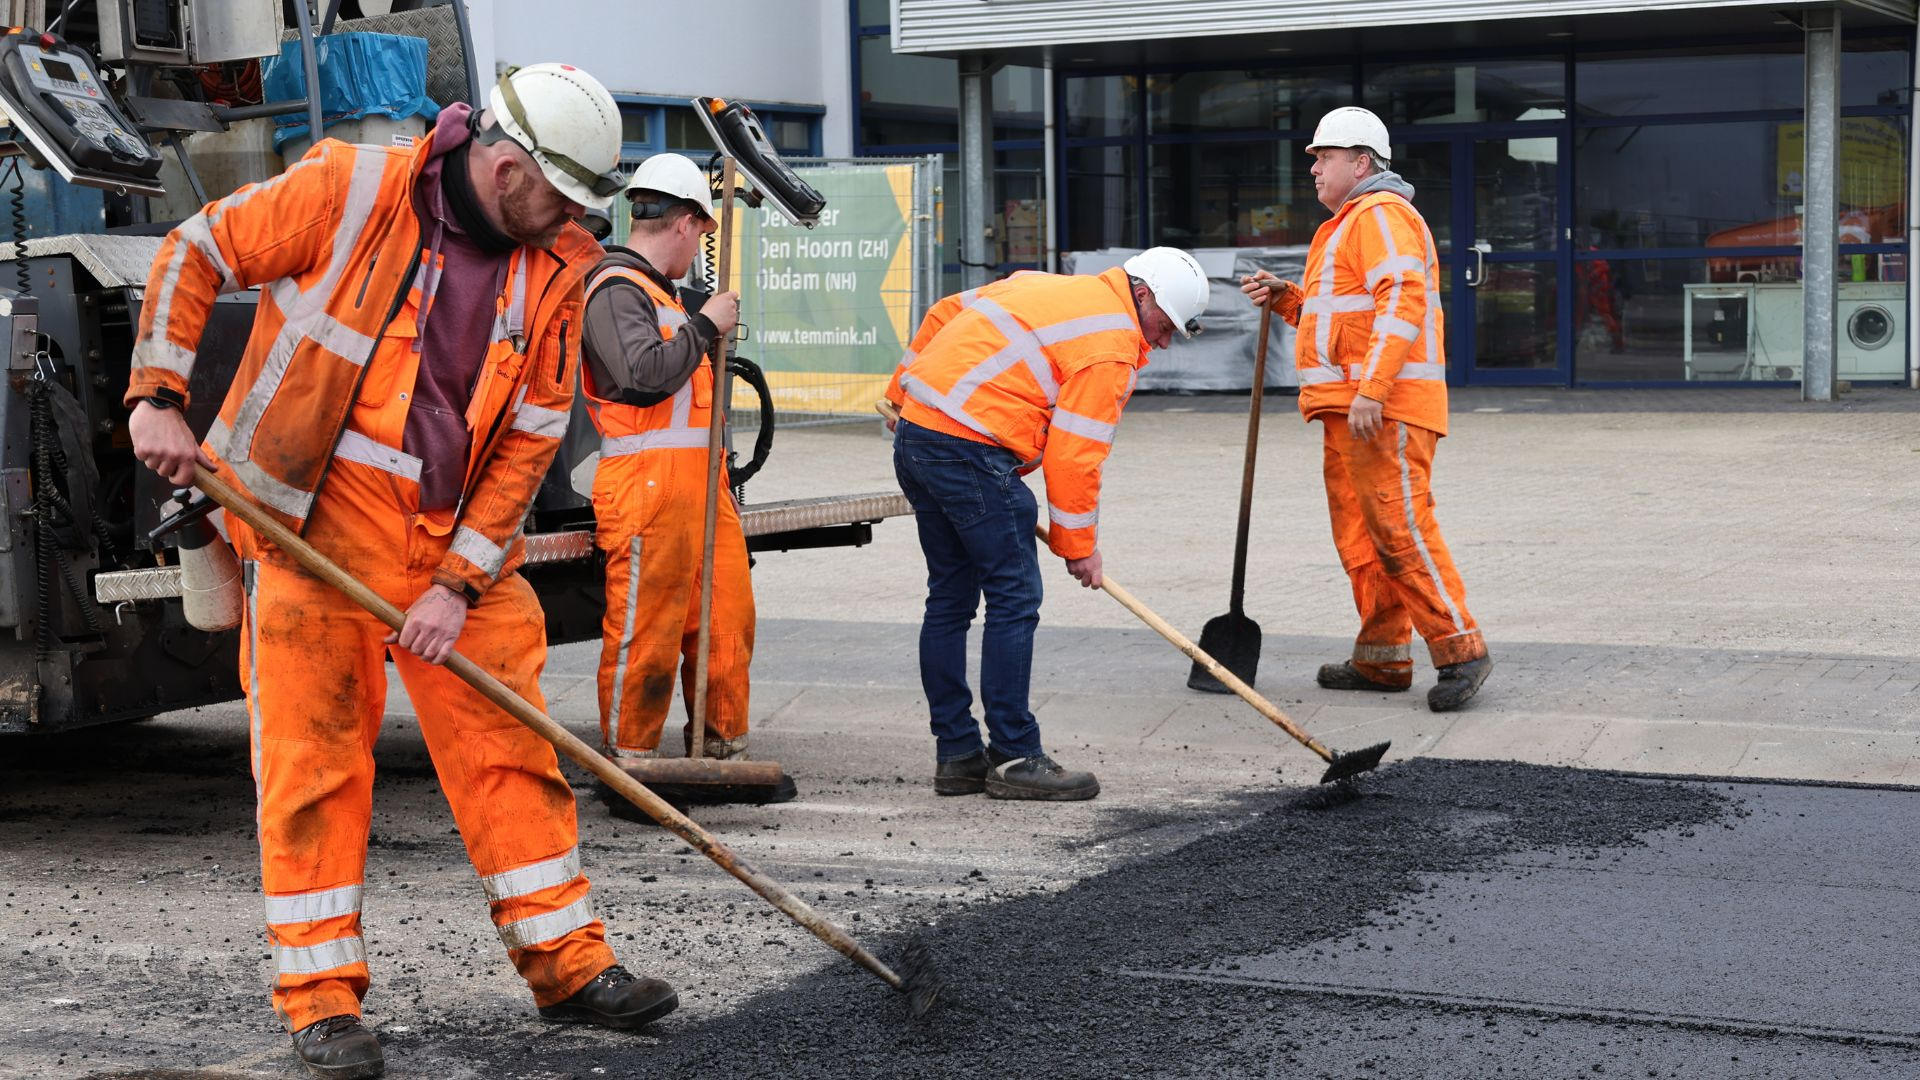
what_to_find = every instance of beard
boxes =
[499,168,569,249]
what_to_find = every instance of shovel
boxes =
[1189,302,1271,693]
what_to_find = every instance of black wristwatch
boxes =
[142,396,179,411]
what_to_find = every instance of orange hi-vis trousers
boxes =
[1320,414,1487,686]
[593,453,755,755]
[235,457,615,1033]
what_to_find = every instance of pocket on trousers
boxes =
[909,456,987,528]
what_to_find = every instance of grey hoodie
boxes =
[580,246,719,407]
[1343,170,1417,207]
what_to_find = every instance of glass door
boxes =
[1399,132,1568,384]
[1464,133,1566,383]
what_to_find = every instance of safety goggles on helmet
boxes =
[484,72,625,200]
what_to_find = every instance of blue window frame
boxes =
[615,94,823,164]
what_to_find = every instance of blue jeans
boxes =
[892,421,1044,762]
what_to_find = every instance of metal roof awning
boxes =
[893,0,1917,65]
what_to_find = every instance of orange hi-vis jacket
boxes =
[126,134,595,601]
[1275,175,1450,436]
[883,267,1149,561]
[580,265,713,450]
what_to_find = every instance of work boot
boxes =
[934,749,989,795]
[538,964,679,1030]
[1316,661,1411,692]
[985,751,1100,801]
[684,728,749,760]
[289,1015,384,1080]
[1428,654,1493,712]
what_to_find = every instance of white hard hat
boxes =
[625,153,715,222]
[486,63,625,210]
[1306,106,1392,166]
[1122,246,1209,339]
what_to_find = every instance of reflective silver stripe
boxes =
[898,371,997,440]
[1297,366,1351,386]
[1396,423,1467,634]
[1033,312,1135,346]
[451,526,507,578]
[274,935,366,975]
[1359,207,1406,384]
[608,536,643,739]
[1304,295,1374,316]
[1050,408,1116,444]
[601,428,711,455]
[1424,228,1442,364]
[233,459,316,519]
[173,215,239,293]
[265,884,363,926]
[224,148,390,465]
[1377,314,1420,342]
[1398,361,1446,381]
[961,297,1059,403]
[897,347,917,371]
[658,306,689,332]
[1353,643,1413,663]
[334,428,423,481]
[493,257,528,346]
[1312,213,1352,376]
[307,312,378,365]
[510,403,569,438]
[497,895,596,950]
[481,848,583,903]
[244,560,263,835]
[132,338,198,377]
[1048,503,1098,530]
[1365,254,1427,291]
[668,375,694,428]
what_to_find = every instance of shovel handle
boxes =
[690,156,739,762]
[1038,524,1333,765]
[1229,304,1271,613]
[193,463,908,996]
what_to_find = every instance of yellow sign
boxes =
[1777,117,1905,207]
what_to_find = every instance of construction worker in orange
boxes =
[884,249,1209,800]
[126,65,676,1080]
[1242,106,1493,712]
[580,154,773,781]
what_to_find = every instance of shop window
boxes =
[1476,137,1558,252]
[1148,67,1351,135]
[859,39,1043,145]
[1576,121,1801,249]
[662,107,717,153]
[1844,40,1912,107]
[992,66,1046,140]
[1066,144,1138,251]
[1575,49,1800,117]
[1147,140,1317,248]
[1365,58,1564,125]
[1065,76,1138,139]
[1565,257,1915,384]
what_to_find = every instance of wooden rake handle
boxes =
[193,464,908,995]
[1038,524,1335,766]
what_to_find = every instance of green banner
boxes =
[725,163,915,413]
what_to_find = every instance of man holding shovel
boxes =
[883,249,1209,800]
[1241,106,1492,712]
[127,64,675,1078]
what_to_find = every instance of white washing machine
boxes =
[1684,282,1908,382]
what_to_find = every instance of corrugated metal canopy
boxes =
[893,0,1916,62]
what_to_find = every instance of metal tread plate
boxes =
[0,234,167,288]
[94,491,913,602]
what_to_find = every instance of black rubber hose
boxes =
[725,354,775,493]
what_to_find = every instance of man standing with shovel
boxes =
[127,64,676,1078]
[1241,106,1492,711]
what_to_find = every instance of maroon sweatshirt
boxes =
[403,103,512,512]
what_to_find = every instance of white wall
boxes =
[474,0,845,108]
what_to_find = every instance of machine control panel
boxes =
[0,29,164,193]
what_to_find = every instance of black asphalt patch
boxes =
[402,759,1920,1079]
